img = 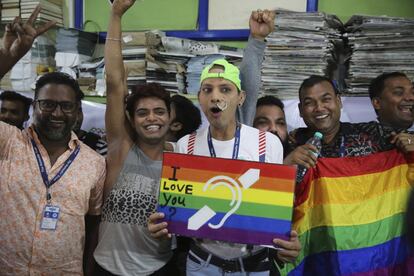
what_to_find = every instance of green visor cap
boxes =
[200,59,241,91]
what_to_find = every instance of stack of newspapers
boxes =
[120,31,163,90]
[56,28,98,59]
[145,36,214,94]
[146,48,192,94]
[344,15,414,95]
[122,47,147,89]
[185,46,242,95]
[0,0,20,23]
[21,0,64,27]
[145,36,243,94]
[261,10,343,98]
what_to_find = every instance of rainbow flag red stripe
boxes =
[157,152,296,245]
[284,150,414,275]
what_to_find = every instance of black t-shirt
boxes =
[79,131,107,156]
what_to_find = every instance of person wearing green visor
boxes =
[149,58,301,276]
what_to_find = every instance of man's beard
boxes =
[44,126,73,140]
[35,117,75,141]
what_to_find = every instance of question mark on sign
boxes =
[168,207,177,220]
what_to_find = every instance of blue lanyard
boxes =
[31,139,80,202]
[207,123,241,159]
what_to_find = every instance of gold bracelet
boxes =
[106,37,122,42]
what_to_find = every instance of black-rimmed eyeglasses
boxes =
[35,100,78,113]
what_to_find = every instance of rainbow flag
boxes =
[157,152,296,245]
[284,149,414,276]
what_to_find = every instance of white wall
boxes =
[208,0,307,30]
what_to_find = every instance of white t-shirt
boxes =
[176,124,283,163]
[176,123,283,259]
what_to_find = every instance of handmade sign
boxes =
[157,152,296,245]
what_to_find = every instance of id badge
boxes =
[40,205,60,230]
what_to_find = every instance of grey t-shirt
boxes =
[94,145,172,276]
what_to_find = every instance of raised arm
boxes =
[103,0,137,200]
[105,0,136,145]
[0,6,55,79]
[239,9,275,126]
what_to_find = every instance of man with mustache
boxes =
[353,72,414,153]
[253,95,292,157]
[287,75,381,166]
[289,73,414,165]
[238,17,414,161]
[0,6,106,276]
[370,72,414,130]
[0,72,106,275]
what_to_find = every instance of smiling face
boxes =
[372,76,414,129]
[299,80,342,140]
[132,96,170,145]
[198,67,245,132]
[32,84,79,141]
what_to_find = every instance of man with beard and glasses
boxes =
[0,72,106,275]
[0,6,105,276]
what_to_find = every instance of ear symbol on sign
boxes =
[204,176,242,229]
[187,169,260,231]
